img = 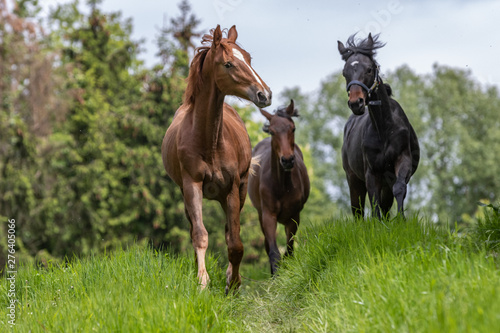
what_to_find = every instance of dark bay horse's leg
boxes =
[347,174,367,218]
[221,183,244,294]
[284,216,299,258]
[260,210,281,275]
[182,179,209,288]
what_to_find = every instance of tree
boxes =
[0,0,64,266]
[419,65,500,222]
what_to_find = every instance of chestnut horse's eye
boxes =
[292,128,296,133]
[224,62,233,69]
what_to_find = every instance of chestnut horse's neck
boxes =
[368,79,393,142]
[190,62,226,156]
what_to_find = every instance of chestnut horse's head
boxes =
[187,25,272,108]
[338,33,385,115]
[261,100,298,171]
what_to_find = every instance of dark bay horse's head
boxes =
[338,33,385,115]
[261,100,299,171]
[196,25,272,107]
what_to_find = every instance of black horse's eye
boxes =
[367,67,373,74]
[224,62,233,69]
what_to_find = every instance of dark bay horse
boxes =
[248,100,310,275]
[162,25,272,293]
[338,33,419,219]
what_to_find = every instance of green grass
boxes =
[2,215,499,332]
[1,248,232,332]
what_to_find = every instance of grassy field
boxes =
[2,215,499,332]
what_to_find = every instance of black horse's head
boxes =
[338,33,385,115]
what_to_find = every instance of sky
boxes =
[41,0,500,106]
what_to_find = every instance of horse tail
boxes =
[249,155,262,177]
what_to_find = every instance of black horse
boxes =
[338,33,419,219]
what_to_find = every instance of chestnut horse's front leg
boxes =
[182,178,209,289]
[222,182,244,294]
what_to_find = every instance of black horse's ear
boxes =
[338,40,352,61]
[338,41,346,56]
[367,33,374,47]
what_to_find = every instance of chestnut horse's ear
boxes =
[228,25,238,43]
[286,99,295,117]
[212,25,222,49]
[260,109,273,122]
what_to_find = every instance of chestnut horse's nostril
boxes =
[257,91,268,104]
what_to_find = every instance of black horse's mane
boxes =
[340,33,386,61]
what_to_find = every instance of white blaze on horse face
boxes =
[351,60,359,67]
[232,48,264,87]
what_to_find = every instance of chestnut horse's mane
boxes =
[183,28,233,106]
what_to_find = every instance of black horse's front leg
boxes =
[393,151,413,219]
[366,170,384,219]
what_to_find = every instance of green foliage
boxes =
[473,201,500,251]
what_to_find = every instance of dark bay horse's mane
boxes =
[183,29,234,106]
[262,106,299,133]
[339,33,386,61]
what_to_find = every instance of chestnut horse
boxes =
[248,100,310,275]
[338,33,419,219]
[162,25,272,293]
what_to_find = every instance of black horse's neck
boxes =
[367,78,393,142]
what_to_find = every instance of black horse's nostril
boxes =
[348,98,365,114]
